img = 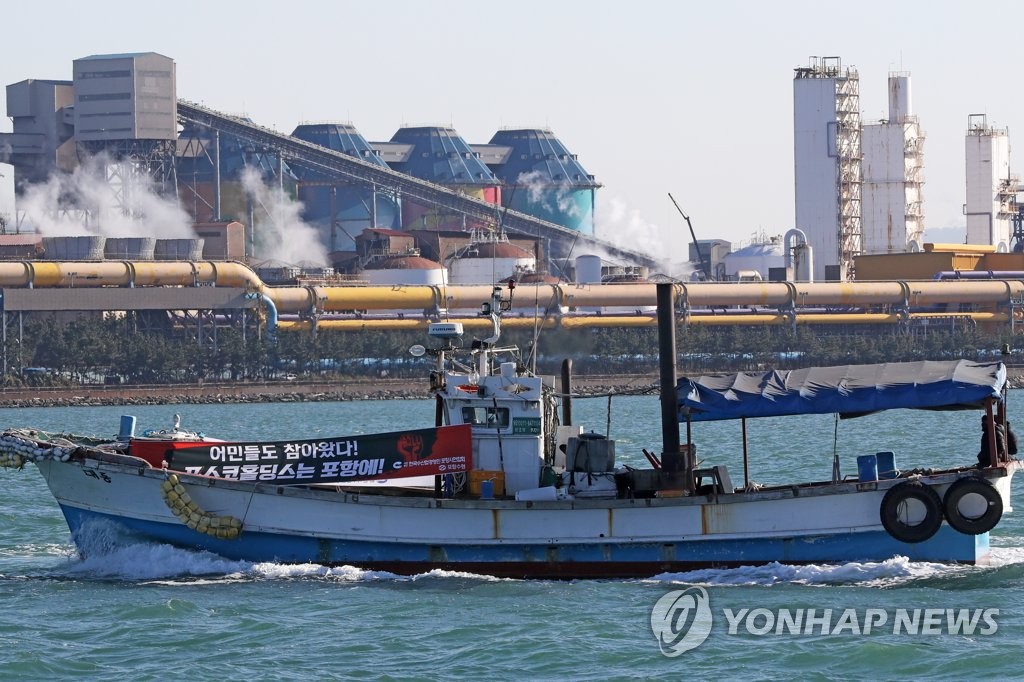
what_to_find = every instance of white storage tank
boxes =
[723,239,785,281]
[574,254,603,283]
[364,255,447,286]
[448,241,535,284]
[42,236,106,260]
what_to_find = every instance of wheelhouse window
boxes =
[461,406,510,428]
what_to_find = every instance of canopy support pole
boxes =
[742,416,749,488]
[985,398,998,467]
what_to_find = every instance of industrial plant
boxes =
[1,50,1024,364]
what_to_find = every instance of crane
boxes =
[667,193,710,280]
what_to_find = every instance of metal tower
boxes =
[965,114,1017,250]
[794,56,862,281]
[861,73,925,254]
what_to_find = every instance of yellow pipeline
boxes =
[905,280,1024,305]
[908,311,1008,323]
[683,282,790,307]
[205,261,261,289]
[0,260,1022,320]
[0,262,32,287]
[562,283,663,307]
[275,311,1010,332]
[321,285,438,311]
[28,261,132,287]
[790,282,908,306]
[278,317,561,332]
[0,260,239,288]
[432,284,560,310]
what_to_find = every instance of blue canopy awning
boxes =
[677,360,1006,422]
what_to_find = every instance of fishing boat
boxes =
[1,283,1019,579]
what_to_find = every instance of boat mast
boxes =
[477,283,514,378]
[479,285,502,377]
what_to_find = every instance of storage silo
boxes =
[105,237,156,260]
[385,126,500,230]
[154,238,205,261]
[290,123,401,251]
[484,128,599,235]
[42,236,106,260]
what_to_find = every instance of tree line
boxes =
[2,315,1013,387]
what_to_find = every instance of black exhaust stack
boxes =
[656,283,693,492]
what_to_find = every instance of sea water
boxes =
[1,395,1022,680]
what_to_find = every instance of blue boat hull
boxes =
[60,505,989,579]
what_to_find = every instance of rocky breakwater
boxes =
[0,374,660,408]
[0,382,429,408]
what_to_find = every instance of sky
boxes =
[1,0,1021,257]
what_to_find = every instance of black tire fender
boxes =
[942,477,1003,536]
[879,481,944,543]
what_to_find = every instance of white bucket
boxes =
[515,486,559,502]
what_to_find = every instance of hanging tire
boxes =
[879,481,944,543]
[942,477,1003,536]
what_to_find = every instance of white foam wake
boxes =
[987,546,1024,567]
[649,556,958,587]
[67,547,512,583]
[65,541,250,581]
[58,521,511,583]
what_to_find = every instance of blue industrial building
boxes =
[482,128,599,235]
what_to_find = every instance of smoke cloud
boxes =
[591,194,694,279]
[516,170,582,217]
[15,153,194,238]
[240,166,328,266]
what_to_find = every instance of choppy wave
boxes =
[0,542,75,560]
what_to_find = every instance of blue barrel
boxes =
[480,479,495,500]
[857,454,878,482]
[876,451,897,479]
[118,415,137,441]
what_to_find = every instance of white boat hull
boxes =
[35,455,1015,578]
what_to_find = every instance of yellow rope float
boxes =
[160,473,243,540]
[0,451,25,469]
[0,431,72,468]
